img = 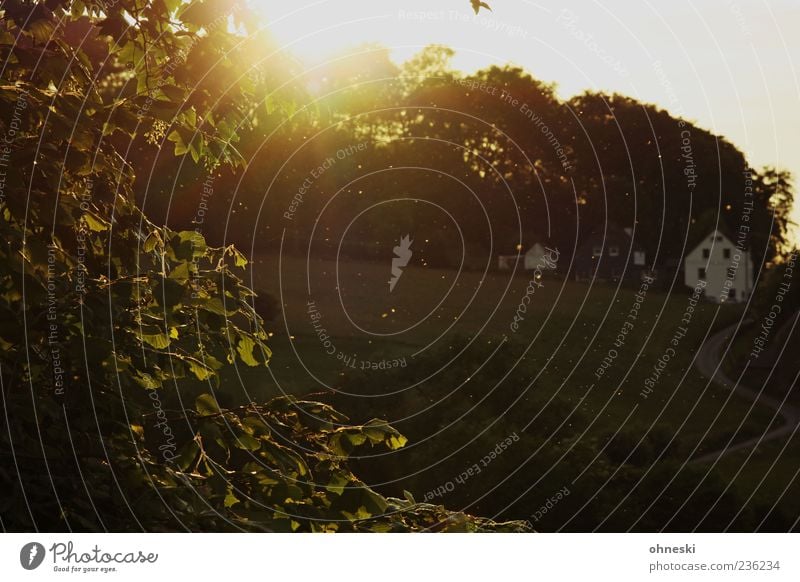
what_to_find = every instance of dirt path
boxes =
[691,321,800,464]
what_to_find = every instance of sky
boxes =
[249,0,800,243]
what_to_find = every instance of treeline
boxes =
[136,45,794,272]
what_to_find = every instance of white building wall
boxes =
[498,255,517,270]
[684,230,754,303]
[524,243,558,271]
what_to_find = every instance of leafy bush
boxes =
[0,0,524,532]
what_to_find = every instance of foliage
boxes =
[188,49,794,272]
[0,0,525,531]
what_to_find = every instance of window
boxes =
[702,248,710,259]
[592,246,602,257]
[609,246,619,257]
[633,251,646,266]
[729,288,736,299]
[723,248,731,259]
[698,268,706,280]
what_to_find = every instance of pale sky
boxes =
[249,0,800,242]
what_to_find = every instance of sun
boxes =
[244,0,391,66]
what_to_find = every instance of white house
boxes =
[497,254,518,270]
[684,229,754,303]
[524,243,558,271]
[498,243,559,271]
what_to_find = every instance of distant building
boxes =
[574,225,647,282]
[525,243,559,271]
[498,243,559,272]
[497,254,518,270]
[684,229,753,303]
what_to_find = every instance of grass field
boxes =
[226,253,777,460]
[713,432,800,524]
[725,317,800,406]
[716,314,800,522]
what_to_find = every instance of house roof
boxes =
[524,242,549,254]
[688,227,743,256]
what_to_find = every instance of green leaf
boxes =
[363,420,407,450]
[98,15,127,41]
[224,488,240,508]
[174,440,200,471]
[168,230,206,261]
[190,139,202,163]
[164,0,184,13]
[203,297,235,316]
[388,434,408,450]
[227,246,248,268]
[362,488,389,515]
[179,0,226,28]
[27,19,56,44]
[199,421,229,455]
[471,0,492,15]
[363,422,389,444]
[325,473,350,495]
[154,277,185,309]
[133,372,161,390]
[329,433,348,457]
[186,357,214,381]
[160,84,185,103]
[167,129,189,156]
[236,336,260,367]
[234,433,260,451]
[143,230,162,252]
[137,327,171,349]
[83,212,109,232]
[168,262,191,280]
[345,432,367,446]
[242,416,270,436]
[195,393,220,415]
